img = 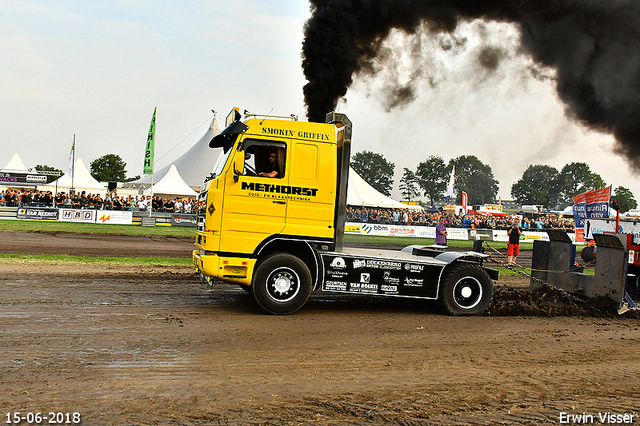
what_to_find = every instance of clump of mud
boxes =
[486,286,640,318]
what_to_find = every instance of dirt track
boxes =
[1,231,639,425]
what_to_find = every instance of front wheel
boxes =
[438,264,493,315]
[251,253,312,314]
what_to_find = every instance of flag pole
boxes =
[71,134,76,195]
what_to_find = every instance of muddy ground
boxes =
[0,231,638,425]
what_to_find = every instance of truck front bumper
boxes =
[193,249,219,278]
[192,250,255,286]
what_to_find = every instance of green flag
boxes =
[143,107,156,175]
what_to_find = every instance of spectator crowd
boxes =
[346,206,575,231]
[0,189,196,213]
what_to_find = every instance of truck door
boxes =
[285,141,336,240]
[219,138,289,253]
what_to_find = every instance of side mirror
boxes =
[232,151,244,183]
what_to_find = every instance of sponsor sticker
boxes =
[330,257,347,269]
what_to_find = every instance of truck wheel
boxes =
[251,253,312,314]
[580,246,596,263]
[438,264,493,315]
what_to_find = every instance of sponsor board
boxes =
[59,209,97,223]
[492,230,508,242]
[0,172,47,184]
[389,226,415,236]
[17,207,59,220]
[172,213,197,227]
[417,227,436,238]
[360,223,390,236]
[346,222,560,243]
[585,218,640,244]
[447,228,470,240]
[95,210,133,225]
[522,232,550,242]
[469,229,494,241]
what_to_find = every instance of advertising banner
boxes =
[347,222,558,243]
[469,229,494,241]
[95,210,133,225]
[447,228,470,241]
[17,207,59,220]
[584,187,611,219]
[59,209,97,223]
[572,192,588,228]
[172,213,197,227]
[0,172,47,185]
[360,223,392,236]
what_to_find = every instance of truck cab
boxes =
[194,108,496,315]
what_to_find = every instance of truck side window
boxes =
[246,144,286,179]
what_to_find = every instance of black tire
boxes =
[438,264,493,315]
[251,253,312,314]
[580,246,596,263]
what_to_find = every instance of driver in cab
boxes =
[259,151,280,178]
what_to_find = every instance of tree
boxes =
[448,155,499,205]
[510,164,560,209]
[90,154,129,182]
[556,162,606,207]
[351,151,395,196]
[399,168,420,202]
[415,155,448,205]
[34,164,63,184]
[612,186,637,213]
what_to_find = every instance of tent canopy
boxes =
[38,158,105,195]
[348,168,422,211]
[143,165,197,197]
[1,153,29,172]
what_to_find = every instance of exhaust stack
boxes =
[326,112,352,252]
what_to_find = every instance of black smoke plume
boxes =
[302,0,640,170]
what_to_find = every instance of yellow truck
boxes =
[193,108,497,315]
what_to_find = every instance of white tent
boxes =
[143,165,197,197]
[38,158,106,195]
[1,153,29,172]
[124,117,221,190]
[1,153,47,188]
[348,168,422,210]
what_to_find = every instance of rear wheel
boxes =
[580,246,596,263]
[438,264,493,315]
[251,253,312,314]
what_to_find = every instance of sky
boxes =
[1,0,638,204]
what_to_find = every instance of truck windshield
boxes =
[205,134,238,182]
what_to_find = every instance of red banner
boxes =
[462,191,468,212]
[584,186,610,204]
